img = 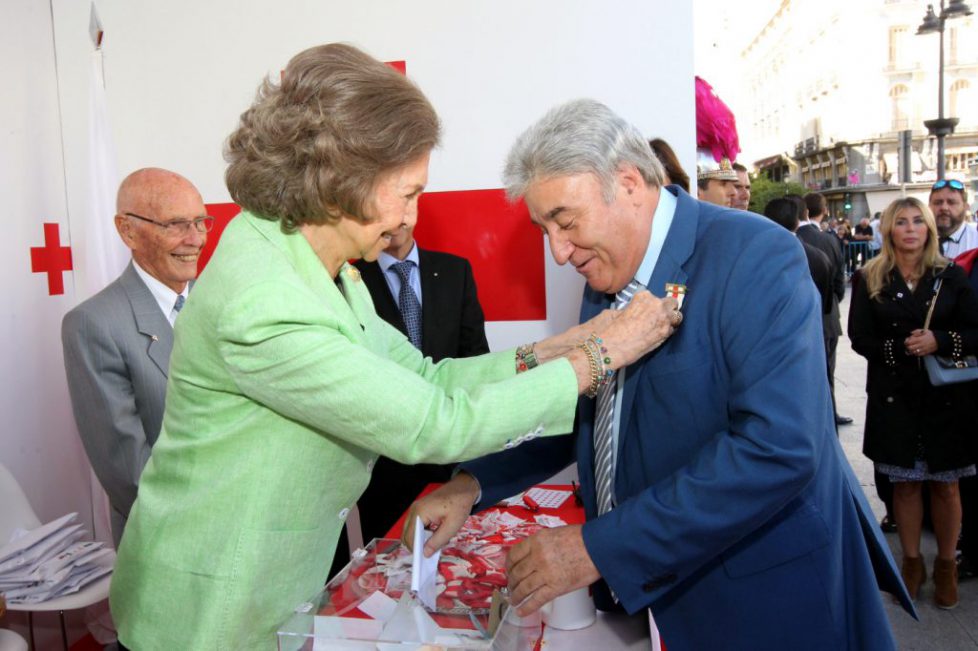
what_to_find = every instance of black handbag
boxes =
[922,275,978,386]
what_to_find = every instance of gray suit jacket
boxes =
[61,262,172,547]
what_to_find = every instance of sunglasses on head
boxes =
[932,179,965,191]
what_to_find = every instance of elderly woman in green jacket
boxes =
[109,43,678,649]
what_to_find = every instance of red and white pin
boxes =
[665,283,687,310]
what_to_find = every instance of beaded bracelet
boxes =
[515,343,539,373]
[583,333,614,388]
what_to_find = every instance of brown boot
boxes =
[901,555,926,600]
[934,557,959,609]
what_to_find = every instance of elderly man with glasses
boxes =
[931,179,977,259]
[62,167,210,547]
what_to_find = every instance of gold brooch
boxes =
[345,267,361,282]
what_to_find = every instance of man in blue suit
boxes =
[407,99,914,650]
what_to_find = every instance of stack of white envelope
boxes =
[0,513,113,604]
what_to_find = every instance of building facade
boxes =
[741,0,977,220]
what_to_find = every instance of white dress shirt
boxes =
[132,261,188,326]
[942,221,978,259]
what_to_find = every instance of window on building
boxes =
[950,79,972,123]
[948,151,978,174]
[888,26,909,67]
[890,84,910,131]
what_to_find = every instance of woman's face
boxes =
[890,206,928,255]
[340,152,430,262]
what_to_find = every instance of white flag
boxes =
[78,48,128,301]
[73,46,128,547]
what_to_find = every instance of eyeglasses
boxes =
[125,212,215,236]
[931,179,965,192]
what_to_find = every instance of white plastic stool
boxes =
[0,629,28,651]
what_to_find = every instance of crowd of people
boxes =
[54,40,978,650]
[727,175,978,613]
[672,144,978,614]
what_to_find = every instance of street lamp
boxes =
[916,0,973,181]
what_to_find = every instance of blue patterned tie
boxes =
[173,294,185,313]
[593,278,644,516]
[392,261,422,349]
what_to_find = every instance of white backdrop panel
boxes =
[53,0,695,349]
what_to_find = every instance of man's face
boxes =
[698,179,736,207]
[732,171,751,210]
[383,223,416,259]
[117,182,208,293]
[929,187,968,238]
[524,169,649,294]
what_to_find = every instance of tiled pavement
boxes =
[836,285,978,650]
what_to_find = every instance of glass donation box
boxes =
[277,538,542,650]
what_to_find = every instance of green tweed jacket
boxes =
[109,212,577,649]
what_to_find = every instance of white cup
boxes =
[504,605,542,628]
[541,587,596,630]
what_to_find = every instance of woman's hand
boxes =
[401,472,480,557]
[596,290,679,369]
[531,290,680,396]
[532,310,617,363]
[904,329,938,357]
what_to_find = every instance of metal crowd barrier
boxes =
[845,241,877,275]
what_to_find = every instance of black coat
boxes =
[848,263,978,471]
[353,249,490,542]
[801,240,833,316]
[354,249,489,363]
[798,223,845,337]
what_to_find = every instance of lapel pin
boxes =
[151,335,158,342]
[665,283,687,310]
[346,267,361,282]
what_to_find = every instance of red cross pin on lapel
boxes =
[665,283,686,310]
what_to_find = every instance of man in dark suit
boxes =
[799,193,852,426]
[62,168,209,547]
[407,100,912,650]
[353,220,489,544]
[763,198,833,318]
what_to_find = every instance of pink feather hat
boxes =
[695,76,740,181]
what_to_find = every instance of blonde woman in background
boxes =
[849,197,978,609]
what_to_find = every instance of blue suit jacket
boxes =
[463,187,913,650]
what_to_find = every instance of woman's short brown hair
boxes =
[225,43,440,232]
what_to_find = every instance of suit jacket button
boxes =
[643,573,677,591]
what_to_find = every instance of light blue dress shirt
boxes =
[377,243,423,306]
[611,187,678,496]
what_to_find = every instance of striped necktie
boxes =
[391,261,422,349]
[173,294,185,313]
[593,278,644,516]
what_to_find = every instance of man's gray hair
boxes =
[503,99,664,203]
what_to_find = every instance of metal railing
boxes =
[845,241,878,275]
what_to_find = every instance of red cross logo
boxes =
[30,223,73,295]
